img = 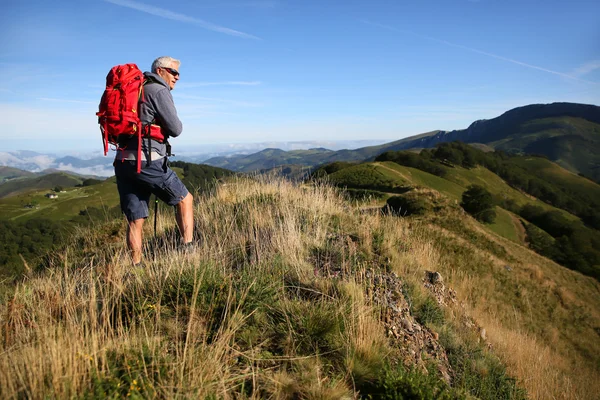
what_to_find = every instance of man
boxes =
[114,56,193,265]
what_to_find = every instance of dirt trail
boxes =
[373,162,412,181]
[509,213,527,246]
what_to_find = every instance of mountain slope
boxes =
[0,176,598,399]
[203,103,600,180]
[321,147,600,278]
[0,166,34,183]
[391,103,600,180]
[0,177,119,222]
[204,147,336,171]
[0,172,86,198]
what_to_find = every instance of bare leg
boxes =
[127,218,145,264]
[176,192,194,244]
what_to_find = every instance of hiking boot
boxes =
[179,241,195,254]
[123,261,148,284]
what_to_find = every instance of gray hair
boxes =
[151,56,181,73]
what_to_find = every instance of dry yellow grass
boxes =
[0,175,598,399]
[416,204,600,400]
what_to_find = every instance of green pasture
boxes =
[375,162,465,200]
[0,167,187,223]
[511,157,600,198]
[328,161,582,245]
[487,207,521,244]
[437,165,581,222]
[0,179,120,222]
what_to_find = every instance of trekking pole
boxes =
[154,195,159,239]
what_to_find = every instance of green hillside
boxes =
[326,162,530,246]
[0,166,34,183]
[204,148,335,171]
[323,152,600,280]
[395,104,600,181]
[0,163,234,223]
[509,156,600,200]
[258,164,314,180]
[0,172,85,199]
[0,163,234,282]
[0,178,119,222]
[328,161,560,218]
[1,176,598,399]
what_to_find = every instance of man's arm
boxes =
[151,88,183,137]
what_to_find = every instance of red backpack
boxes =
[96,63,165,172]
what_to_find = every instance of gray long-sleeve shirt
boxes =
[116,72,182,159]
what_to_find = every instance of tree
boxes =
[82,179,102,186]
[461,185,496,223]
[386,195,427,216]
[54,185,63,192]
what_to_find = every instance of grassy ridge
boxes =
[326,161,588,243]
[0,176,535,399]
[375,162,465,199]
[1,176,597,398]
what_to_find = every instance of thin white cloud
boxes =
[103,0,260,40]
[218,1,278,8]
[361,20,599,85]
[178,81,262,88]
[571,60,600,78]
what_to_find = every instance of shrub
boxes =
[376,151,447,177]
[415,296,445,326]
[386,195,428,216]
[312,161,356,178]
[461,185,496,223]
[82,178,102,186]
[358,363,463,399]
[440,328,527,400]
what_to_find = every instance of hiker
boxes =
[113,56,193,265]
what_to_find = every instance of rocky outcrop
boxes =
[367,270,453,384]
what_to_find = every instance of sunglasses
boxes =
[162,67,180,77]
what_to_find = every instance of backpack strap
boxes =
[141,79,155,169]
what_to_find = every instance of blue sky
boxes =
[1,0,599,153]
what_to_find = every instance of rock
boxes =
[401,318,413,332]
[426,271,443,285]
[480,328,486,341]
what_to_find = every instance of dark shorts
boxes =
[114,158,189,221]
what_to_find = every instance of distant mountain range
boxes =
[203,102,600,181]
[3,103,598,181]
[0,151,116,177]
[0,140,387,177]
